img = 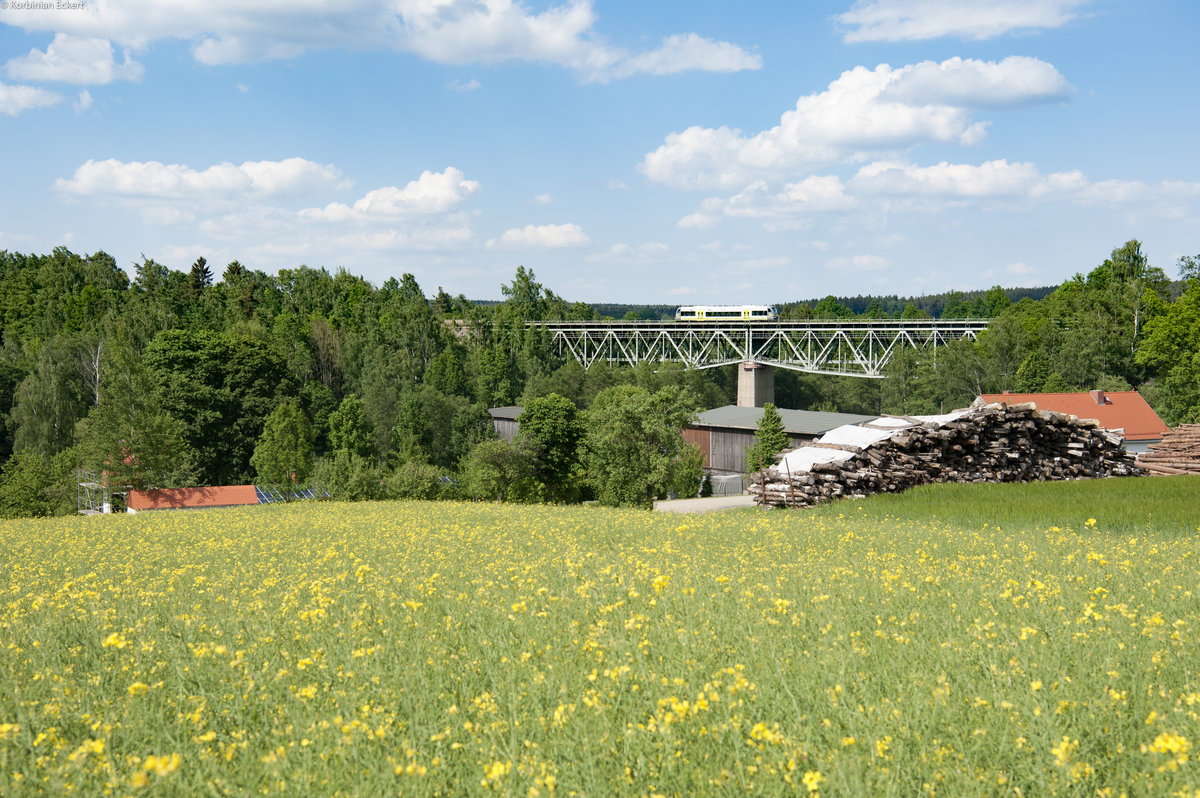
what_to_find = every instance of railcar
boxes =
[674,304,779,321]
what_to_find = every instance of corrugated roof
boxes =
[488,406,524,420]
[978,391,1168,441]
[127,485,260,511]
[690,405,877,436]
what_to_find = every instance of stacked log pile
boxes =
[1136,424,1200,475]
[749,402,1143,508]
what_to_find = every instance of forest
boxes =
[1,240,1197,518]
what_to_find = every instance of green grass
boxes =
[805,474,1200,535]
[0,476,1198,796]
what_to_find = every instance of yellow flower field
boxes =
[1,479,1199,795]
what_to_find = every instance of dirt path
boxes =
[652,495,759,514]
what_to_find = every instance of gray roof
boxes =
[691,405,876,436]
[488,406,524,420]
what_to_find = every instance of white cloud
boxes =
[825,254,890,272]
[304,168,480,221]
[1,0,758,81]
[5,33,143,85]
[532,193,554,205]
[677,212,721,230]
[0,80,61,115]
[881,56,1073,108]
[723,176,855,218]
[55,157,348,199]
[641,57,1067,189]
[487,222,589,249]
[606,33,761,79]
[850,159,1048,196]
[448,78,481,92]
[837,0,1090,42]
[73,89,93,113]
[584,242,671,263]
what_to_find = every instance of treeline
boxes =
[1,239,1198,518]
[781,285,1061,319]
[576,287,1062,322]
[0,253,719,517]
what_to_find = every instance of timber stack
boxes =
[749,401,1143,508]
[1135,424,1200,475]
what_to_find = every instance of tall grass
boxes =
[0,476,1197,795]
[806,474,1200,535]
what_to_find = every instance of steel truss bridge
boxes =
[528,319,992,378]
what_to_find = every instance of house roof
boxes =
[690,405,877,436]
[978,390,1169,441]
[127,484,260,511]
[488,406,524,420]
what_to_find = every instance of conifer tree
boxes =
[745,403,789,473]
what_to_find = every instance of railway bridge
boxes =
[527,318,991,407]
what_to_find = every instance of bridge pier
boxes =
[736,361,774,408]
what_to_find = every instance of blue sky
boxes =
[1,0,1198,303]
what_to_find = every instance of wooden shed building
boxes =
[683,405,876,476]
[488,406,523,442]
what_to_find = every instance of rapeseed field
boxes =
[1,478,1198,796]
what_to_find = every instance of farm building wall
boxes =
[703,428,824,475]
[488,406,523,442]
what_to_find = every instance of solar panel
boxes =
[254,485,328,503]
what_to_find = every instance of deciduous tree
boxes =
[251,401,314,498]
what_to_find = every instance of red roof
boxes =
[978,390,1169,441]
[127,485,260,511]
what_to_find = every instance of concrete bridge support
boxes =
[736,361,774,408]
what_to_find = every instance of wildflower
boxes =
[802,770,824,793]
[482,759,512,787]
[102,632,129,649]
[1052,736,1078,767]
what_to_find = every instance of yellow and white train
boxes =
[674,304,780,321]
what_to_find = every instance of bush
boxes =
[386,461,442,500]
[311,451,384,502]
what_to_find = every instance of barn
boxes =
[488,406,523,442]
[683,405,877,476]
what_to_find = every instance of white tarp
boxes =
[819,424,897,449]
[774,410,972,475]
[776,447,855,474]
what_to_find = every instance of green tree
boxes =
[744,403,790,473]
[250,401,314,498]
[0,449,54,518]
[81,334,195,490]
[144,329,292,484]
[1137,279,1200,423]
[1015,350,1050,393]
[517,393,584,502]
[311,450,382,501]
[1178,254,1200,282]
[7,337,88,459]
[461,438,533,502]
[580,384,700,508]
[386,461,443,500]
[327,395,376,460]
